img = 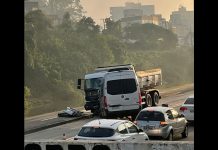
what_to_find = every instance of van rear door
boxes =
[105,71,139,112]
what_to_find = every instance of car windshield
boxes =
[185,97,194,104]
[78,127,115,137]
[136,111,165,121]
[85,78,103,90]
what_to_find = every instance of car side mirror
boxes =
[138,128,144,133]
[179,114,185,118]
[168,114,174,120]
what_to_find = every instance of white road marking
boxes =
[41,116,57,121]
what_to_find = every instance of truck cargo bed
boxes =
[136,68,162,89]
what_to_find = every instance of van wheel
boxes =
[146,94,152,107]
[152,92,159,106]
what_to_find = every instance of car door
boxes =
[166,110,178,133]
[171,109,184,134]
[124,122,140,139]
[172,108,187,133]
[117,123,129,140]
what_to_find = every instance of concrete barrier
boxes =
[25,140,194,150]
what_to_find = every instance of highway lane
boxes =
[25,89,194,141]
[25,84,193,133]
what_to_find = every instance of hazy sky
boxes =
[80,0,194,26]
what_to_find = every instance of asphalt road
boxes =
[25,89,194,141]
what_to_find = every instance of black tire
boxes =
[166,131,174,141]
[152,92,159,106]
[181,126,188,138]
[146,94,152,107]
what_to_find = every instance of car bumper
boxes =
[143,127,169,139]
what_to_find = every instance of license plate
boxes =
[144,125,154,130]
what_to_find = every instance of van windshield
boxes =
[85,78,103,90]
[107,79,137,95]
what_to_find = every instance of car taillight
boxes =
[138,93,142,105]
[180,107,187,112]
[160,121,168,127]
[104,96,108,109]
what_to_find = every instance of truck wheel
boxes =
[152,92,159,106]
[146,94,152,107]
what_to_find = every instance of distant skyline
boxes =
[80,0,194,26]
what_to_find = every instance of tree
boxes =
[24,86,31,116]
[103,18,122,38]
[124,23,178,50]
[76,16,100,35]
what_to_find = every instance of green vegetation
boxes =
[24,86,31,116]
[25,8,193,116]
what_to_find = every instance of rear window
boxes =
[78,127,115,137]
[185,98,194,104]
[107,79,137,95]
[136,111,165,121]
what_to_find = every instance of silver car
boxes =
[134,106,188,140]
[74,119,149,141]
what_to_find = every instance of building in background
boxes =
[110,2,168,30]
[110,2,154,22]
[169,6,194,46]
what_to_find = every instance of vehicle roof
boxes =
[140,106,172,113]
[85,70,135,79]
[85,71,108,79]
[82,119,128,130]
[187,95,194,98]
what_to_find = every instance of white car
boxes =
[74,119,149,141]
[179,95,194,122]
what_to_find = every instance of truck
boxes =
[77,64,162,118]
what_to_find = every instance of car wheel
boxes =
[146,94,152,107]
[182,126,188,138]
[152,92,159,106]
[166,131,174,141]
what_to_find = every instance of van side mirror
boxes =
[77,79,81,89]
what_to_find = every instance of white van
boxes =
[99,70,141,118]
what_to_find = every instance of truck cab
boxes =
[83,71,107,114]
